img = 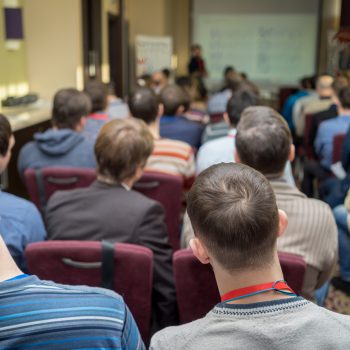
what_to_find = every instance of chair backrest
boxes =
[173,249,306,324]
[24,167,97,212]
[133,171,183,251]
[278,86,299,111]
[25,241,153,342]
[332,133,346,163]
[303,113,316,159]
[209,113,224,123]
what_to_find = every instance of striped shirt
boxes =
[145,138,195,180]
[0,275,145,350]
[271,179,338,299]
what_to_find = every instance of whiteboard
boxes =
[135,35,173,76]
[192,0,319,86]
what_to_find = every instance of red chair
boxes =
[133,171,183,251]
[24,167,96,212]
[209,113,224,123]
[278,86,299,111]
[25,241,153,342]
[173,249,306,324]
[332,133,346,163]
[303,113,316,159]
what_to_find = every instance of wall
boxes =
[23,0,83,101]
[0,0,28,100]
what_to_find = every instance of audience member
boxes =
[106,83,129,119]
[217,66,236,92]
[0,114,46,271]
[151,70,169,94]
[281,76,313,132]
[196,89,257,174]
[0,234,145,349]
[45,118,178,328]
[159,85,204,149]
[84,81,109,140]
[294,74,334,137]
[235,106,337,301]
[302,87,350,197]
[333,190,350,295]
[128,87,195,183]
[17,88,95,177]
[150,163,350,349]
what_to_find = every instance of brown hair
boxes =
[0,114,12,156]
[236,106,292,176]
[52,88,91,129]
[187,163,279,270]
[160,85,186,115]
[95,118,154,182]
[84,81,108,113]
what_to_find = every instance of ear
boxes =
[157,103,164,118]
[76,116,87,132]
[223,112,230,126]
[189,238,210,265]
[277,209,288,238]
[288,144,295,162]
[234,149,241,163]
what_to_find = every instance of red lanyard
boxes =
[89,113,108,121]
[221,280,296,303]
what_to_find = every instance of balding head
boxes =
[316,75,334,97]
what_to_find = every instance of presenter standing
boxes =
[188,44,207,78]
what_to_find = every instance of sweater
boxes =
[150,297,350,349]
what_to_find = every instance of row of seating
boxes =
[25,241,306,343]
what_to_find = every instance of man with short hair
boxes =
[18,88,95,177]
[0,114,46,271]
[150,163,350,350]
[159,85,204,149]
[46,118,178,328]
[293,74,334,137]
[150,70,169,95]
[235,106,337,301]
[0,234,145,349]
[129,87,195,183]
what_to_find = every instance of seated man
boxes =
[159,85,204,149]
[150,163,350,349]
[128,87,195,184]
[150,70,169,95]
[0,234,145,349]
[293,74,334,137]
[302,86,350,197]
[18,88,95,177]
[0,114,46,271]
[84,81,110,140]
[235,106,337,301]
[46,118,178,328]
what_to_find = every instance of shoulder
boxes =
[150,317,209,349]
[155,138,193,155]
[128,189,163,212]
[0,192,39,215]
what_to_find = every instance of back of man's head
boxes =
[226,89,258,127]
[160,85,186,116]
[52,88,91,129]
[337,87,350,110]
[128,87,159,124]
[0,114,12,157]
[84,81,108,113]
[187,163,279,270]
[316,75,334,97]
[236,106,292,176]
[95,118,153,183]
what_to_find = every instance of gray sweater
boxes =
[150,297,350,349]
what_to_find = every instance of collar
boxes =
[88,112,109,121]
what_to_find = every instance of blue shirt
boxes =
[315,115,350,169]
[160,115,204,149]
[281,90,310,131]
[0,275,145,350]
[0,191,46,271]
[207,89,232,114]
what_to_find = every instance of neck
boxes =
[213,252,291,304]
[148,121,160,139]
[0,237,22,282]
[339,107,350,116]
[97,174,135,189]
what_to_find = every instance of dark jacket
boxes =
[45,180,178,328]
[17,128,96,178]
